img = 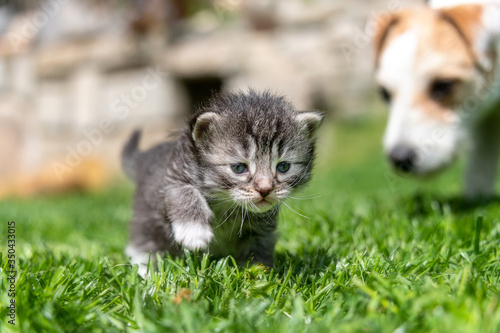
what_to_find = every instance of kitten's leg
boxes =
[164,185,215,250]
[464,112,500,200]
[127,208,179,278]
[237,230,278,267]
[125,244,153,278]
[251,232,278,267]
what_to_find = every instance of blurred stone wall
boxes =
[0,0,422,196]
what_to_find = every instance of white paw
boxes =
[172,222,214,250]
[137,265,149,279]
[125,245,152,278]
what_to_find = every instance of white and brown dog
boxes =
[373,0,500,199]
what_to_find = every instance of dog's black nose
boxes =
[389,146,416,173]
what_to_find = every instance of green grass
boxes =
[2,117,500,332]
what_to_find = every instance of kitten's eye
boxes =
[429,79,458,102]
[378,86,392,104]
[276,162,291,174]
[231,163,248,174]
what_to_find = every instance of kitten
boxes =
[122,90,323,277]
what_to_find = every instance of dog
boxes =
[373,1,500,199]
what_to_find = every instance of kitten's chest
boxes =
[208,202,246,256]
[206,199,278,258]
[208,201,261,257]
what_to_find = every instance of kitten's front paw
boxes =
[172,222,214,250]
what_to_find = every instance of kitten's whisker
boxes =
[288,191,327,200]
[273,203,281,216]
[219,201,237,217]
[288,197,306,211]
[251,201,276,226]
[210,199,234,207]
[238,205,245,237]
[214,202,238,229]
[282,201,310,220]
[208,197,233,202]
[280,204,289,234]
[248,202,261,226]
[244,202,252,233]
[286,200,311,217]
[245,203,250,224]
[229,205,240,239]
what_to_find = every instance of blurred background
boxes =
[0,0,422,198]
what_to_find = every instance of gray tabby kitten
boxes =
[122,90,323,276]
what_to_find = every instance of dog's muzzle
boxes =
[389,145,416,173]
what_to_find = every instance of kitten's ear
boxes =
[192,112,220,142]
[295,111,324,139]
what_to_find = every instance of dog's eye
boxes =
[430,79,457,101]
[378,86,392,104]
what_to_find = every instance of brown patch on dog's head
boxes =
[414,5,486,120]
[374,5,486,70]
[416,6,482,79]
[438,5,485,70]
[373,11,400,67]
[373,9,424,68]
[439,5,483,49]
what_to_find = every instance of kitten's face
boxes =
[191,92,323,213]
[203,135,313,213]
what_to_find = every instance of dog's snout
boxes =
[389,146,416,173]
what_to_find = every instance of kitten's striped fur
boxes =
[123,90,323,277]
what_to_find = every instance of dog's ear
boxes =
[439,4,500,72]
[372,12,401,68]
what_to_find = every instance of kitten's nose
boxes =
[258,189,271,198]
[389,145,416,173]
[254,177,273,198]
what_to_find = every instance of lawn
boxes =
[1,116,500,332]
